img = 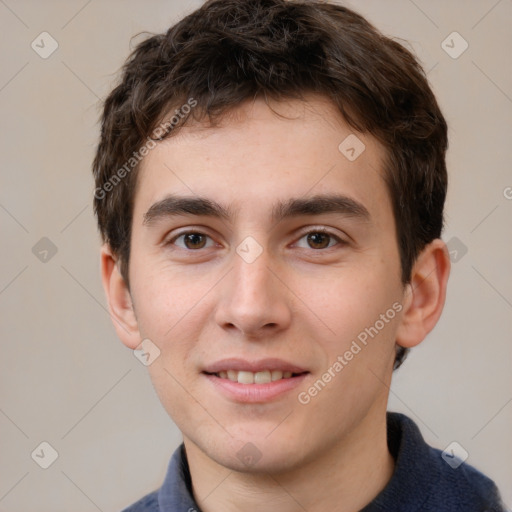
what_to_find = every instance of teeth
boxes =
[237,371,254,384]
[254,370,271,384]
[271,370,283,381]
[216,370,297,383]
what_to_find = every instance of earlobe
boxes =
[396,239,451,349]
[100,244,141,349]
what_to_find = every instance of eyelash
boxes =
[166,228,346,251]
[168,230,217,250]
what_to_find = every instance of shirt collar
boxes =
[361,412,441,511]
[158,443,199,511]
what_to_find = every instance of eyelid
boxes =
[292,226,348,246]
[164,226,349,250]
[165,228,217,249]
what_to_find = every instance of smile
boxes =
[209,370,303,384]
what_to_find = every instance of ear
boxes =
[100,244,141,349]
[396,238,451,348]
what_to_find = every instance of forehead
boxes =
[133,96,392,227]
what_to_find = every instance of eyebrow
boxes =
[143,196,233,225]
[142,193,370,226]
[273,194,370,223]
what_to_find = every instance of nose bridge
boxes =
[234,249,272,301]
[215,245,291,335]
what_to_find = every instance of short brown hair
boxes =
[92,0,448,369]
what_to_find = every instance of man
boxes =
[92,0,506,510]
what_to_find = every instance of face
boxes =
[126,96,407,473]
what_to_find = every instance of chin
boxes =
[215,445,303,475]
[199,427,309,474]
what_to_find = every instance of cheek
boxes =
[130,260,207,340]
[133,270,208,419]
[317,262,402,357]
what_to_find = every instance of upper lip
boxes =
[203,358,308,374]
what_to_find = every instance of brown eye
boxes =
[183,233,206,249]
[171,232,214,250]
[306,232,332,249]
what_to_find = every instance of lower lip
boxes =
[203,373,308,403]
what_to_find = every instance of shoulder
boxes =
[428,445,506,511]
[120,490,159,512]
[376,413,507,512]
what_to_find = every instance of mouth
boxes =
[204,369,308,384]
[202,358,310,402]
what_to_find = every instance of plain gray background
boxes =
[1,1,511,510]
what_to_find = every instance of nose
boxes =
[214,248,292,339]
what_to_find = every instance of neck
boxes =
[185,408,394,512]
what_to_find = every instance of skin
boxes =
[101,96,450,512]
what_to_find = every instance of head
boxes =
[94,0,450,473]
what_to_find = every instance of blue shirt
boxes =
[121,412,506,511]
